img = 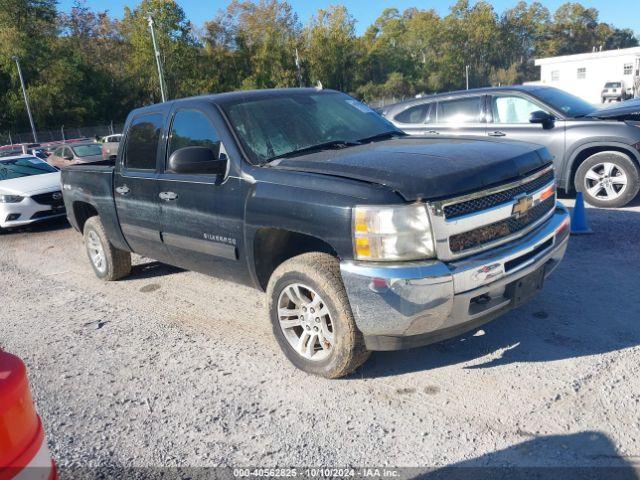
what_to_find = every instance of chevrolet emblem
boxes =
[512,195,533,218]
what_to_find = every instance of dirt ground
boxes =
[1,197,639,476]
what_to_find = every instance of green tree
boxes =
[304,5,357,91]
[120,0,199,103]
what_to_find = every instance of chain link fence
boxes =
[1,123,125,146]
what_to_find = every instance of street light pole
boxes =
[11,56,38,143]
[147,16,167,103]
[465,65,470,90]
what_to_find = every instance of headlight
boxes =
[353,203,435,261]
[0,195,24,203]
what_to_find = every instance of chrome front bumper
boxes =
[340,202,570,350]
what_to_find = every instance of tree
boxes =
[120,0,199,103]
[205,0,301,90]
[304,5,357,91]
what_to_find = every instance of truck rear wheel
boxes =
[576,151,640,208]
[83,216,131,281]
[266,252,370,379]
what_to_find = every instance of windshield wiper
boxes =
[356,130,407,143]
[269,140,360,161]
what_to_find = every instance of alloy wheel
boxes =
[87,230,107,274]
[277,283,334,361]
[584,162,628,201]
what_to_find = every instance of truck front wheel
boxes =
[83,216,131,281]
[266,252,370,378]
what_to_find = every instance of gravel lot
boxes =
[1,197,640,476]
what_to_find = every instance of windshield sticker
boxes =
[346,99,375,114]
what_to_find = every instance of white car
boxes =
[0,155,66,231]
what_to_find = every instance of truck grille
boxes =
[443,169,554,219]
[449,196,555,253]
[427,165,557,261]
[31,191,64,208]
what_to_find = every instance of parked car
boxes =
[0,155,65,231]
[100,133,122,161]
[601,81,631,103]
[47,142,103,169]
[382,85,640,208]
[61,88,569,378]
[0,350,57,479]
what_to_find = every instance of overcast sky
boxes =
[58,0,640,36]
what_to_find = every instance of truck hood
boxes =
[587,99,640,120]
[0,172,61,196]
[271,137,551,201]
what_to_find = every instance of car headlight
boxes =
[353,203,435,261]
[0,195,24,203]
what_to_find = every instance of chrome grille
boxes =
[443,169,554,219]
[427,165,557,261]
[449,197,556,253]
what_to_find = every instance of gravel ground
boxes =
[1,197,640,476]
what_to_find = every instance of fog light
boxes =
[6,213,20,221]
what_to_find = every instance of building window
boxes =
[624,63,633,75]
[551,70,560,81]
[577,68,586,79]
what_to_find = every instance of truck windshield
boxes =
[0,157,57,180]
[532,88,595,118]
[221,91,401,164]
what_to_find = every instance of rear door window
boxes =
[394,104,430,124]
[436,97,484,123]
[124,114,163,170]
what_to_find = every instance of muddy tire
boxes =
[266,252,370,379]
[575,151,640,208]
[83,216,131,281]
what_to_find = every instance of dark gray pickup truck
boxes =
[61,88,570,378]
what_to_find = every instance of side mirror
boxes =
[63,154,73,161]
[529,110,555,129]
[168,146,227,175]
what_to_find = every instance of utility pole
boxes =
[147,16,167,102]
[465,65,470,90]
[295,48,303,88]
[11,56,38,143]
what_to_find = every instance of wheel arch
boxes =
[563,142,640,193]
[251,227,339,291]
[72,201,99,233]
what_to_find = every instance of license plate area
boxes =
[506,267,545,307]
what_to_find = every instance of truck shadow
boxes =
[418,431,638,479]
[126,261,184,280]
[359,206,640,378]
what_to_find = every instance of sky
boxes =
[57,0,640,36]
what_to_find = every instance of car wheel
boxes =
[83,216,132,280]
[266,252,370,379]
[576,151,640,208]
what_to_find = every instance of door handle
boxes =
[488,131,506,137]
[159,191,178,201]
[115,185,130,195]
[424,130,440,135]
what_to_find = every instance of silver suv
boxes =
[382,86,640,208]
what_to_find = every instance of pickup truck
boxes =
[61,88,570,378]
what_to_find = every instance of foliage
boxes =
[0,0,637,135]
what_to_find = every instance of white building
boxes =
[534,46,640,104]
